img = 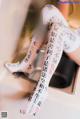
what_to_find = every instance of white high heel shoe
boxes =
[5,62,21,73]
[4,61,34,75]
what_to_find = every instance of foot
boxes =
[4,62,22,73]
[4,62,34,74]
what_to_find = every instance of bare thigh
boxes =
[67,47,80,66]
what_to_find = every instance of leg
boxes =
[5,24,47,73]
[67,47,80,65]
[5,4,69,74]
[27,23,64,115]
[27,11,80,114]
[63,26,80,65]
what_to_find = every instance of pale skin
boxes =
[68,48,80,65]
[58,0,70,19]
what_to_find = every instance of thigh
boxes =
[67,47,80,65]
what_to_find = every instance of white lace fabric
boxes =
[26,4,80,116]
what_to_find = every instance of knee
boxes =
[41,4,68,26]
[41,4,59,25]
